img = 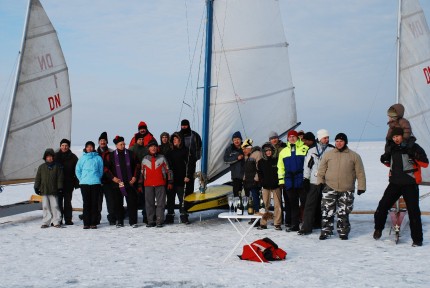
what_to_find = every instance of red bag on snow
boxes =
[239,237,287,262]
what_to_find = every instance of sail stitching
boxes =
[213,42,288,54]
[18,67,68,86]
[9,104,72,133]
[26,29,55,40]
[210,87,294,105]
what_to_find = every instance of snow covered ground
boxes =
[1,141,430,288]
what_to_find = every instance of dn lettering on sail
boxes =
[408,16,430,39]
[38,53,53,70]
[48,93,61,129]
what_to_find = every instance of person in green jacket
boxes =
[34,148,64,228]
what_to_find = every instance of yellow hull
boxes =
[184,185,232,213]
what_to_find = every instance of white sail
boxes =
[206,0,296,181]
[0,0,72,184]
[398,0,430,183]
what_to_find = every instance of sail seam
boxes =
[210,86,294,105]
[9,104,72,133]
[213,42,288,54]
[18,67,68,86]
[400,57,430,71]
[26,29,55,40]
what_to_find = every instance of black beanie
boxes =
[99,131,108,143]
[335,133,348,145]
[390,127,403,138]
[181,119,190,126]
[147,139,158,148]
[60,138,71,146]
[85,141,95,150]
[303,132,316,141]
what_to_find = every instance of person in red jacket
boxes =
[128,121,155,148]
[141,139,173,228]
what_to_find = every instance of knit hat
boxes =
[113,135,125,145]
[232,131,242,140]
[287,130,298,138]
[335,133,348,144]
[303,132,316,141]
[43,148,55,160]
[147,139,158,148]
[241,138,253,149]
[60,138,71,146]
[268,131,279,140]
[138,121,147,129]
[181,119,190,126]
[98,131,108,143]
[391,127,404,138]
[317,129,329,141]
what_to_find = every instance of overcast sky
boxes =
[1,0,430,146]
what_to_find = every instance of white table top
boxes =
[218,212,262,219]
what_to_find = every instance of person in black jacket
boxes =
[178,119,202,195]
[166,132,194,224]
[374,127,428,246]
[257,143,282,230]
[223,131,245,197]
[55,138,78,225]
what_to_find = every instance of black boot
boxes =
[165,214,174,224]
[180,214,190,224]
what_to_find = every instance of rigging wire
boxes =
[355,39,397,150]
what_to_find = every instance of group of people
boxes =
[34,119,201,229]
[34,103,428,246]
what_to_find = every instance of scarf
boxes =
[114,149,132,196]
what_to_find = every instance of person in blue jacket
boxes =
[76,141,104,229]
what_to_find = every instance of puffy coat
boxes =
[277,139,309,190]
[388,143,428,185]
[75,152,104,185]
[141,153,173,187]
[243,147,262,189]
[317,147,366,192]
[303,142,334,184]
[257,144,279,190]
[34,162,64,195]
[224,143,245,180]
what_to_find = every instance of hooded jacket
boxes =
[277,139,309,189]
[34,161,64,195]
[243,146,262,189]
[303,142,334,184]
[224,143,245,179]
[166,132,194,186]
[257,143,279,189]
[386,103,412,141]
[75,151,104,185]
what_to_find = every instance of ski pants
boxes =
[81,184,101,226]
[321,187,354,237]
[145,186,167,225]
[42,195,62,226]
[286,187,306,228]
[374,182,422,243]
[301,183,323,232]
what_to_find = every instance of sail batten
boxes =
[212,42,288,54]
[0,0,72,184]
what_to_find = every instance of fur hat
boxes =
[317,129,329,141]
[232,131,242,140]
[98,131,108,143]
[287,130,298,138]
[138,121,147,129]
[113,135,125,145]
[391,127,404,138]
[43,148,55,160]
[241,138,253,149]
[262,142,275,153]
[268,131,279,140]
[303,132,316,141]
[60,138,71,146]
[335,133,348,144]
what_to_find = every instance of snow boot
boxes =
[165,214,174,224]
[412,241,423,247]
[180,214,190,224]
[373,229,382,240]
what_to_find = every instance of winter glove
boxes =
[303,178,310,192]
[34,187,41,195]
[357,190,365,195]
[380,153,390,167]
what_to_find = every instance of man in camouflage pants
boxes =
[317,133,366,240]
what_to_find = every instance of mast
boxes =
[0,0,32,167]
[396,0,402,104]
[200,0,214,178]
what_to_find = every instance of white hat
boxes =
[317,129,329,141]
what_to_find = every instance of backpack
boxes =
[239,237,287,262]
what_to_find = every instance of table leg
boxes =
[223,218,265,263]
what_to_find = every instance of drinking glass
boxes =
[242,196,248,213]
[228,195,234,213]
